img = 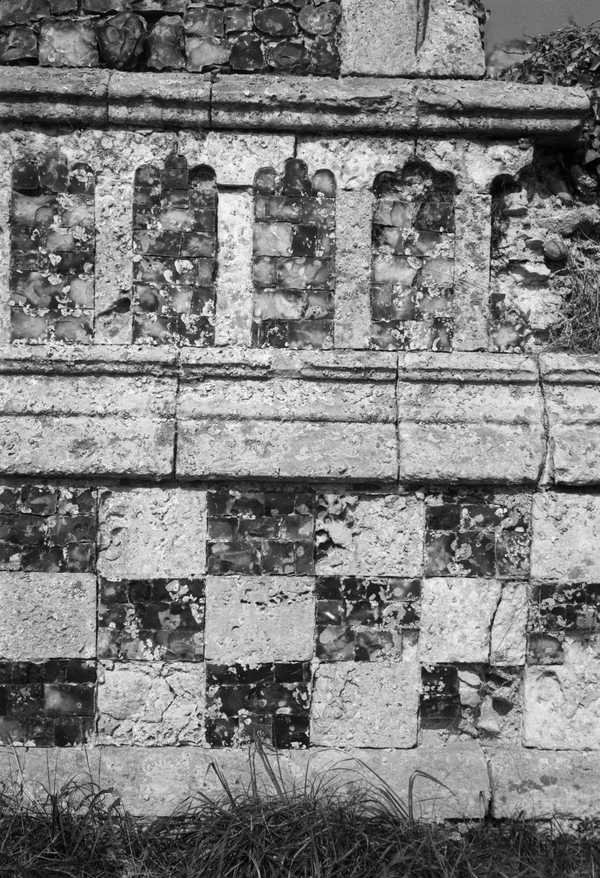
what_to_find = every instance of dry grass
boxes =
[550,254,600,353]
[0,748,598,877]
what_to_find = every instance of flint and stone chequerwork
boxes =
[0,0,596,824]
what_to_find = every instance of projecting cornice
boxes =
[0,68,589,140]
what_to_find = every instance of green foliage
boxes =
[0,749,599,877]
[498,21,600,163]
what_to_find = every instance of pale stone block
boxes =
[214,190,254,346]
[177,419,398,481]
[416,139,533,193]
[541,356,600,485]
[0,739,490,819]
[315,494,424,577]
[180,132,294,187]
[340,0,417,76]
[0,573,95,660]
[0,415,174,477]
[297,138,415,191]
[335,190,373,349]
[94,161,135,344]
[416,0,485,78]
[524,638,600,750]
[398,353,545,484]
[205,575,315,664]
[491,745,600,818]
[490,581,528,667]
[0,372,176,476]
[0,142,11,344]
[97,661,205,746]
[311,660,420,748]
[98,487,207,579]
[531,492,600,582]
[178,376,394,423]
[419,578,502,665]
[453,194,490,351]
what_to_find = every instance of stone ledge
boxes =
[0,741,490,819]
[489,746,600,819]
[0,68,588,139]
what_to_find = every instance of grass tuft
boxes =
[0,746,598,877]
[550,252,600,353]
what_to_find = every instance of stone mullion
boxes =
[452,191,492,351]
[334,189,373,349]
[214,189,254,347]
[0,143,11,345]
[94,159,136,345]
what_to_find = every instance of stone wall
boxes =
[0,0,597,823]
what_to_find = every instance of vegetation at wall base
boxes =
[0,750,598,878]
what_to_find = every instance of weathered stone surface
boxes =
[214,190,253,345]
[311,660,419,747]
[339,0,417,76]
[204,575,315,664]
[490,581,528,667]
[211,76,419,133]
[0,71,587,138]
[177,351,397,481]
[416,79,589,139]
[416,0,484,78]
[0,373,175,476]
[524,638,600,750]
[39,20,99,68]
[108,72,211,127]
[334,190,372,348]
[98,488,207,579]
[0,573,95,660]
[0,68,110,127]
[419,578,502,664]
[531,492,600,583]
[97,661,205,745]
[97,12,146,70]
[541,355,600,485]
[297,138,414,192]
[147,15,185,71]
[491,746,600,818]
[315,494,424,577]
[0,740,490,818]
[397,354,545,484]
[0,27,38,63]
[185,132,294,187]
[453,193,490,351]
[178,418,396,481]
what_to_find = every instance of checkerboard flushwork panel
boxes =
[4,481,596,752]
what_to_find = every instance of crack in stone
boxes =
[536,354,554,488]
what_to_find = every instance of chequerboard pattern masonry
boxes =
[0,0,596,823]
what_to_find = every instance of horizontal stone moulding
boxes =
[0,68,588,140]
[4,349,600,486]
[490,746,600,819]
[397,352,546,485]
[540,354,600,486]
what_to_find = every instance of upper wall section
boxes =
[0,0,485,78]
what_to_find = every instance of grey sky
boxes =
[486,0,600,48]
